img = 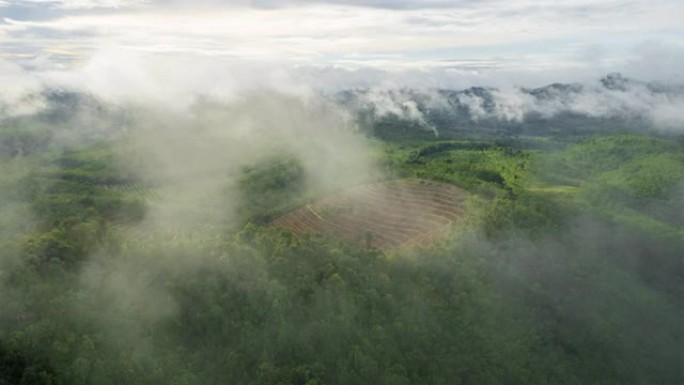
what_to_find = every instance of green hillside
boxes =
[1,130,682,385]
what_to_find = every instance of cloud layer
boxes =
[1,0,683,82]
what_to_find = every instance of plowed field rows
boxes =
[270,179,468,250]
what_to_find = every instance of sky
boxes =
[1,0,684,87]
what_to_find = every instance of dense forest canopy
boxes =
[0,84,683,385]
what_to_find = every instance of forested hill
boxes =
[1,119,682,384]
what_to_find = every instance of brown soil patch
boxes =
[270,179,468,250]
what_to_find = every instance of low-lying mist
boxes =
[0,53,683,385]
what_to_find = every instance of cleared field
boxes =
[270,179,468,250]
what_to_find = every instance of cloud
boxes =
[1,0,682,76]
[2,27,684,134]
[1,46,683,124]
[344,88,441,135]
[443,77,684,131]
[7,0,148,9]
[0,58,45,118]
[148,0,483,10]
[625,40,684,83]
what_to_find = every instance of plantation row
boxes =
[270,179,468,250]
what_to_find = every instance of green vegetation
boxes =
[237,155,307,224]
[0,129,683,385]
[382,140,529,198]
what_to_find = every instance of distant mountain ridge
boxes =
[2,73,683,144]
[334,73,684,139]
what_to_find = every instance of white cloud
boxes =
[1,0,682,76]
[0,59,46,118]
[8,0,148,9]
